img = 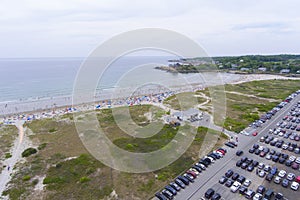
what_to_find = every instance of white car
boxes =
[274,176,281,184]
[253,193,263,200]
[278,170,286,178]
[258,146,264,151]
[258,163,264,169]
[258,170,266,177]
[282,144,288,150]
[213,151,223,157]
[296,157,300,164]
[230,181,241,193]
[287,173,295,181]
[204,156,215,163]
[291,181,299,191]
[289,155,296,162]
[243,179,251,187]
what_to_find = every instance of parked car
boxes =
[205,188,215,199]
[253,193,263,200]
[245,189,255,199]
[165,185,177,195]
[232,173,239,180]
[169,182,181,191]
[176,176,189,185]
[174,178,186,189]
[236,150,243,156]
[278,170,286,178]
[264,189,274,200]
[211,193,221,200]
[256,185,266,194]
[230,181,241,193]
[266,173,274,182]
[281,179,289,187]
[225,179,234,187]
[161,189,174,199]
[292,163,300,170]
[274,176,281,184]
[275,193,284,200]
[287,173,295,181]
[155,192,168,200]
[237,175,246,184]
[225,169,234,178]
[239,186,247,195]
[219,176,227,184]
[291,181,299,191]
[243,179,251,187]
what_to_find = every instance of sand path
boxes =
[0,120,29,199]
[225,91,278,102]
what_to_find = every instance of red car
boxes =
[252,132,258,136]
[217,149,225,155]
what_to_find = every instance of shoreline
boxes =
[1,73,300,125]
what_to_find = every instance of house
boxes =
[240,67,250,71]
[280,69,290,74]
[258,67,267,72]
[173,108,202,121]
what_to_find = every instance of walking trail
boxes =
[0,120,29,199]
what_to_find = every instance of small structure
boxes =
[240,67,250,71]
[280,69,290,74]
[258,67,267,72]
[173,108,202,121]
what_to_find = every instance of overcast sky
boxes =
[1,0,300,58]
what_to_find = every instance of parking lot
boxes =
[153,90,300,200]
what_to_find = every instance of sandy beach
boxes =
[0,73,299,125]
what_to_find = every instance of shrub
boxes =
[79,176,91,183]
[22,148,37,157]
[43,176,65,184]
[23,175,31,181]
[38,143,47,150]
[49,128,57,133]
[5,153,12,159]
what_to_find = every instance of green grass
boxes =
[198,79,300,132]
[225,79,300,100]
[42,154,110,199]
[163,92,207,110]
[4,105,228,200]
[113,125,178,153]
[0,125,18,162]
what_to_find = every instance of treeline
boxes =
[213,54,300,73]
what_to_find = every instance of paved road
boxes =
[174,93,300,200]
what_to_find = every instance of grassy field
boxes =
[0,125,18,171]
[199,79,300,132]
[3,105,227,200]
[225,79,300,100]
[163,92,208,110]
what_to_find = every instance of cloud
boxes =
[0,0,300,57]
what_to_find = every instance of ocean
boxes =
[0,56,244,115]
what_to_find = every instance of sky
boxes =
[0,0,300,58]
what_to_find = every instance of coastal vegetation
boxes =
[162,79,300,133]
[2,105,226,200]
[0,125,18,171]
[2,79,300,199]
[204,79,300,132]
[156,54,300,74]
